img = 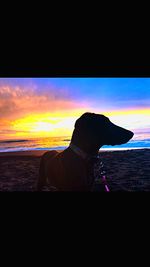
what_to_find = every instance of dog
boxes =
[37,112,134,191]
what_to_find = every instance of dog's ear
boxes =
[75,113,108,132]
[74,113,96,132]
[73,113,110,147]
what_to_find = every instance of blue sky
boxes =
[1,77,149,110]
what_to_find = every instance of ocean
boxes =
[0,136,150,152]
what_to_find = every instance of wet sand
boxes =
[0,149,150,191]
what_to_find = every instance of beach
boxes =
[0,149,150,191]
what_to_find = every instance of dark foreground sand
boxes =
[0,149,150,191]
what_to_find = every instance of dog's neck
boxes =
[70,130,102,157]
[69,142,100,161]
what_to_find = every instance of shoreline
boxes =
[0,148,149,157]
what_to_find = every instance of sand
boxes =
[0,149,150,191]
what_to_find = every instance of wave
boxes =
[35,146,66,151]
[0,146,67,153]
[0,139,28,144]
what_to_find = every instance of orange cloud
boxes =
[0,85,88,120]
[0,84,91,139]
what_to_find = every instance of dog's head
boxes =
[73,112,134,147]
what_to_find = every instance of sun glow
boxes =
[31,122,54,133]
[1,108,150,140]
[9,110,86,139]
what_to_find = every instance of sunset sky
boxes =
[0,78,150,140]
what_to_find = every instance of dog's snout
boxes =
[128,130,134,140]
[106,123,134,146]
[117,129,134,145]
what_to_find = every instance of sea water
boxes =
[0,136,150,152]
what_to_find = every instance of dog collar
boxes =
[69,143,98,161]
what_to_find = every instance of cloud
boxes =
[0,129,29,134]
[0,83,88,120]
[133,128,150,134]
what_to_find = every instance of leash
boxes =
[92,155,110,192]
[70,143,110,192]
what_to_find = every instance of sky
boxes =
[0,78,150,140]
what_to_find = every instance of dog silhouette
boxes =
[37,112,134,191]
